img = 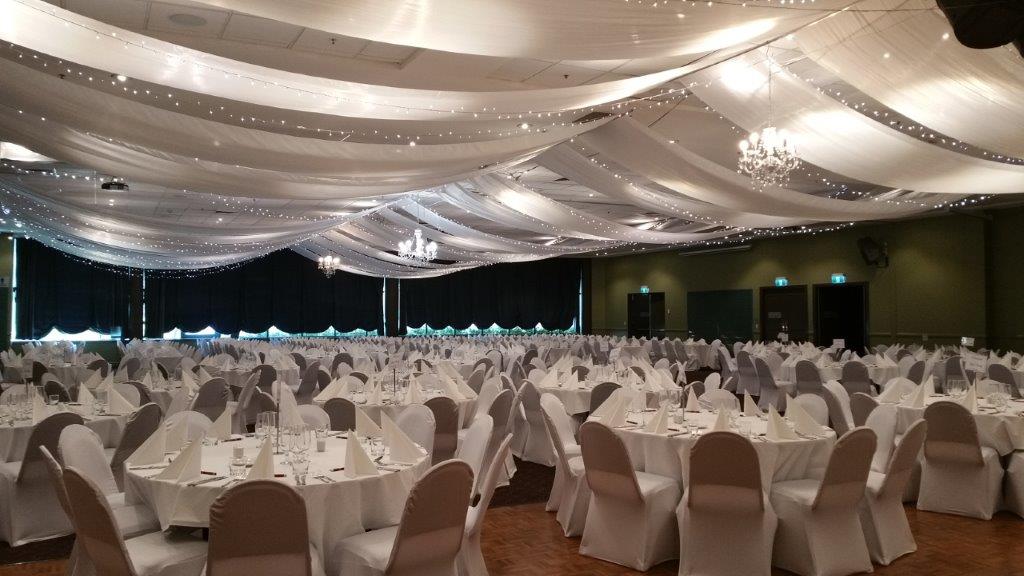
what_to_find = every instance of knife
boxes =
[187,475,227,487]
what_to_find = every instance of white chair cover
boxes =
[539,394,586,536]
[770,428,876,576]
[864,403,898,474]
[514,382,555,466]
[296,405,331,429]
[164,411,213,449]
[1006,451,1024,519]
[790,394,828,426]
[59,424,120,496]
[109,403,162,491]
[699,389,739,412]
[917,401,1003,519]
[455,415,493,497]
[578,422,680,571]
[457,436,513,576]
[396,404,436,458]
[424,397,459,464]
[679,431,776,576]
[822,380,854,430]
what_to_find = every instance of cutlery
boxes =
[188,475,226,487]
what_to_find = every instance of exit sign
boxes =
[774,276,789,287]
[831,273,847,284]
[639,285,650,294]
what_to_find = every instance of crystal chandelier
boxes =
[738,50,799,190]
[398,228,438,262]
[317,254,341,277]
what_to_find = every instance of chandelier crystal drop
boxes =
[398,228,438,262]
[738,49,800,190]
[317,255,341,277]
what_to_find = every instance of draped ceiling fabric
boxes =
[0,0,1018,279]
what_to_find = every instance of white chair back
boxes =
[59,424,120,496]
[396,404,436,457]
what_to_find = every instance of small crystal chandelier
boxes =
[398,228,438,262]
[317,254,341,277]
[738,49,800,190]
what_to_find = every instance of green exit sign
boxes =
[831,273,847,284]
[640,285,650,294]
[774,276,789,287]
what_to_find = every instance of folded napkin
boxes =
[345,433,380,478]
[877,381,903,403]
[365,383,383,405]
[922,375,936,397]
[711,407,731,432]
[181,370,199,395]
[31,393,51,424]
[643,403,669,434]
[743,393,762,418]
[538,370,558,389]
[107,387,136,416]
[786,396,823,436]
[565,371,581,391]
[127,424,167,466]
[277,385,304,429]
[209,402,235,441]
[165,389,190,419]
[439,374,465,400]
[314,378,346,403]
[960,383,978,414]
[767,405,798,441]
[246,436,275,480]
[355,407,383,438]
[605,396,630,428]
[77,383,96,410]
[590,390,622,421]
[82,369,102,390]
[405,378,426,405]
[685,388,701,413]
[381,413,424,464]
[197,367,214,385]
[155,435,204,482]
[98,373,114,393]
[140,372,153,389]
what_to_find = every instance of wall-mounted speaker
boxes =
[857,237,889,268]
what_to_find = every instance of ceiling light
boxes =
[519,123,530,129]
[168,13,208,27]
[115,74,127,82]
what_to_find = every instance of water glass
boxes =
[48,394,59,406]
[737,420,752,438]
[229,457,248,480]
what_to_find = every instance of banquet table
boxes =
[778,361,899,385]
[537,382,680,415]
[614,411,836,488]
[894,396,1024,456]
[212,366,299,389]
[125,434,430,574]
[0,408,126,463]
[44,363,95,387]
[317,390,477,427]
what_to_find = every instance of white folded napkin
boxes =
[590,390,622,421]
[902,381,927,409]
[31,393,51,424]
[98,373,114,393]
[246,436,275,480]
[345,433,380,478]
[786,397,823,436]
[355,407,383,438]
[140,372,153,390]
[405,378,426,405]
[643,403,669,434]
[209,403,235,441]
[711,407,731,432]
[107,387,136,416]
[439,375,465,400]
[922,375,936,397]
[365,383,383,405]
[767,405,798,441]
[743,393,762,418]
[180,370,199,395]
[538,370,558,389]
[565,371,581,391]
[381,413,424,464]
[877,381,903,403]
[165,389,190,418]
[314,378,346,403]
[127,425,167,466]
[605,396,630,428]
[960,383,978,414]
[77,383,95,410]
[155,435,204,482]
[685,387,700,413]
[82,369,101,390]
[277,386,304,429]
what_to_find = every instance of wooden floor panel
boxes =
[3,503,1022,575]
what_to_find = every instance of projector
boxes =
[101,181,129,191]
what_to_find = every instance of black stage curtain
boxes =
[16,239,132,339]
[144,250,383,337]
[399,258,582,331]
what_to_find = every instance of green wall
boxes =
[591,212,999,348]
[987,208,1024,351]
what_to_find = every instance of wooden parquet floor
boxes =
[4,503,1021,576]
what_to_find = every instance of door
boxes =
[686,289,753,343]
[760,285,808,343]
[814,283,868,353]
[627,292,665,338]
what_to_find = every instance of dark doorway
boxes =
[627,292,665,338]
[814,283,869,353]
[760,285,808,343]
[686,289,753,343]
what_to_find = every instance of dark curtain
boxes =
[399,258,582,331]
[144,249,383,336]
[16,239,132,339]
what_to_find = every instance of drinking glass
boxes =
[289,457,309,486]
[47,394,59,406]
[946,379,966,399]
[229,456,248,480]
[737,420,751,438]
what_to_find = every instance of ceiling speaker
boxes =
[857,237,889,268]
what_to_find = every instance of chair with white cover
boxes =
[897,355,916,379]
[820,387,851,437]
[578,422,681,571]
[62,467,207,576]
[735,351,760,396]
[770,428,876,576]
[59,424,159,541]
[113,383,142,408]
[457,435,513,576]
[849,393,878,427]
[0,411,83,546]
[678,432,777,576]
[296,405,331,429]
[794,361,823,397]
[789,395,828,426]
[514,382,555,466]
[539,394,586,534]
[424,397,459,464]
[466,370,486,395]
[840,361,874,396]
[332,460,474,576]
[703,373,721,392]
[43,379,72,404]
[455,416,493,497]
[109,403,162,490]
[699,389,739,412]
[589,382,620,414]
[1005,450,1024,519]
[190,378,229,422]
[164,411,213,445]
[864,404,898,475]
[471,380,500,424]
[860,420,927,565]
[942,355,968,390]
[754,357,789,411]
[208,480,326,576]
[917,401,1003,519]
[323,397,356,432]
[905,360,926,385]
[987,363,1022,398]
[396,405,436,458]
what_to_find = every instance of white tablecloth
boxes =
[317,391,476,428]
[125,435,430,574]
[614,411,835,489]
[778,362,899,385]
[0,410,126,463]
[213,367,299,389]
[895,396,1024,456]
[46,363,95,387]
[536,384,680,416]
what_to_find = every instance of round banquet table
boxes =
[894,396,1024,456]
[125,435,430,574]
[778,361,899,385]
[45,363,95,387]
[213,366,299,389]
[613,411,836,488]
[0,408,126,463]
[317,391,477,427]
[537,383,680,416]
